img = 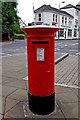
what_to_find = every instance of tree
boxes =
[2,2,21,41]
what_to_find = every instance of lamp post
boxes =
[32,3,35,25]
[58,1,65,39]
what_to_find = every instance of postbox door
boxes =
[28,40,54,96]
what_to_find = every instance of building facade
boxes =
[34,4,79,40]
[76,1,80,38]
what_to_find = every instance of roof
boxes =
[34,4,74,18]
[61,4,80,11]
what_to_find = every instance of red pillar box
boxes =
[22,25,59,115]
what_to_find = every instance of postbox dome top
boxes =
[22,25,59,37]
[23,25,57,28]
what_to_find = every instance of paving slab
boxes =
[2,54,27,80]
[2,76,18,84]
[78,102,80,118]
[2,97,6,115]
[23,101,65,118]
[5,101,25,118]
[0,84,2,96]
[71,88,79,97]
[2,85,17,97]
[0,77,2,84]
[4,101,65,118]
[3,97,19,114]
[56,89,78,103]
[57,100,78,118]
[0,96,2,114]
[3,80,27,90]
[1,52,79,118]
[4,115,12,118]
[55,55,72,74]
[55,55,78,86]
[0,113,3,120]
[4,85,79,118]
[2,70,27,80]
[55,86,78,94]
[8,89,27,102]
[0,96,7,115]
[55,86,78,118]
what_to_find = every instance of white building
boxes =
[34,4,79,40]
[61,4,80,40]
[76,2,80,38]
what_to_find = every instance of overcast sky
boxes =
[17,0,80,25]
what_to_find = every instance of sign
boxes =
[61,25,71,28]
[37,48,44,61]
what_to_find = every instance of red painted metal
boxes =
[22,25,59,96]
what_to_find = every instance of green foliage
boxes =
[14,33,25,39]
[2,2,21,40]
[13,21,21,34]
[0,1,2,35]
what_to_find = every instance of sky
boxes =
[17,0,80,25]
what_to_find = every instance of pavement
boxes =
[0,52,79,119]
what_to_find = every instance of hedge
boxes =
[14,33,25,39]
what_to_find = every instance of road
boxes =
[0,39,79,57]
[1,40,26,56]
[55,40,79,55]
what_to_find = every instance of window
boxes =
[38,13,41,21]
[55,15,57,22]
[68,29,72,37]
[69,19,72,26]
[65,17,67,25]
[62,16,64,24]
[75,19,78,26]
[59,29,64,37]
[74,29,77,37]
[53,14,55,22]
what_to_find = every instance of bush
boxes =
[14,33,25,39]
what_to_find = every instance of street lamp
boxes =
[58,1,65,39]
[59,1,65,10]
[32,3,35,25]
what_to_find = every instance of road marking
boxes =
[0,53,6,56]
[1,53,26,57]
[76,52,80,55]
[69,49,78,52]
[72,43,78,45]
[64,45,68,46]
[55,48,61,51]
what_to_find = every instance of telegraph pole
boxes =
[32,3,35,25]
[58,1,65,39]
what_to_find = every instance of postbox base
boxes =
[28,93,55,115]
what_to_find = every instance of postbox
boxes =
[22,25,59,115]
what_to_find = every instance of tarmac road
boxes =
[55,39,79,55]
[0,39,79,57]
